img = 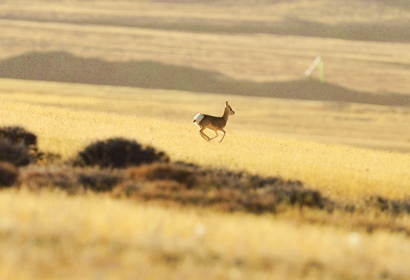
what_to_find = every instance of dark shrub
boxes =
[36,152,62,165]
[75,138,169,168]
[0,126,42,164]
[0,139,32,166]
[20,166,83,194]
[115,162,331,214]
[126,163,196,188]
[360,195,410,215]
[0,126,37,147]
[268,186,324,208]
[77,168,124,192]
[20,165,124,194]
[113,180,144,198]
[0,162,19,187]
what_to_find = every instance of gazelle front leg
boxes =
[219,129,226,143]
[208,130,218,141]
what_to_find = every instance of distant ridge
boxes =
[0,15,408,43]
[0,51,409,106]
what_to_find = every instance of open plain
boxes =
[0,0,410,279]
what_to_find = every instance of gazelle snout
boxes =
[225,101,235,116]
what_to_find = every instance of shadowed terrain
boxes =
[1,51,409,106]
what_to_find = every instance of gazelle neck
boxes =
[222,107,230,121]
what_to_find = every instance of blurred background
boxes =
[0,0,409,150]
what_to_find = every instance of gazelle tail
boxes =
[193,113,204,127]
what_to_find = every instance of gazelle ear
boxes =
[226,101,229,106]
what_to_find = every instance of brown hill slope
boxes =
[0,51,409,106]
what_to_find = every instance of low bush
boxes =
[115,162,330,213]
[126,162,197,188]
[0,126,43,164]
[0,126,37,147]
[21,167,82,194]
[353,195,410,215]
[74,137,169,168]
[0,139,32,166]
[77,168,124,192]
[20,165,125,194]
[0,162,19,187]
[36,152,62,165]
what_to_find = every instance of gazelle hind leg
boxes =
[200,132,210,141]
[199,128,211,141]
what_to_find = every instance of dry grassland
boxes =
[1,79,410,200]
[1,190,410,280]
[0,80,410,278]
[0,0,410,279]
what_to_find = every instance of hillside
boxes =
[1,51,409,106]
[0,0,409,99]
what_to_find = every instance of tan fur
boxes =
[195,101,235,143]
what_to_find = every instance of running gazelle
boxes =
[193,101,235,143]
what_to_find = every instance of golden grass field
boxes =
[0,0,410,279]
[1,79,410,200]
[1,80,410,279]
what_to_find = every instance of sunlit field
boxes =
[1,81,410,279]
[1,190,410,280]
[1,0,410,279]
[1,79,410,200]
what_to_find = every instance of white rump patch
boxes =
[193,113,204,127]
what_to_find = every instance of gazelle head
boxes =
[225,101,235,115]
